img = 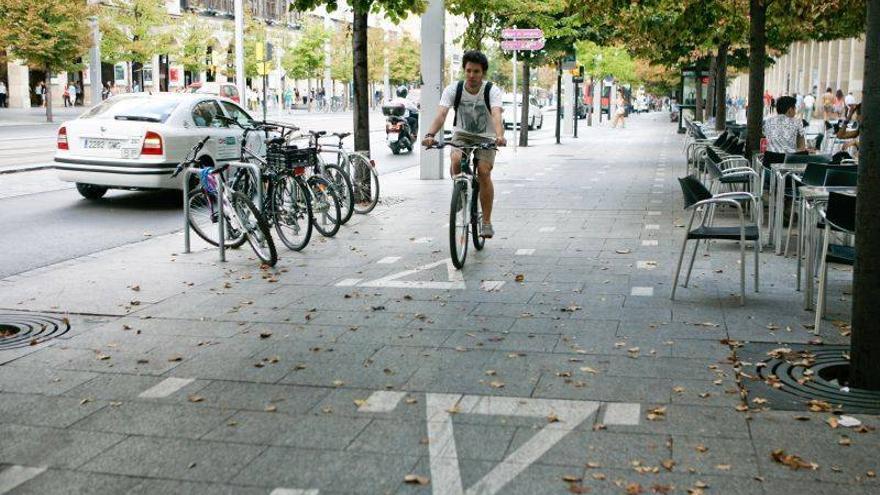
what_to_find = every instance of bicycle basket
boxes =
[266,145,318,172]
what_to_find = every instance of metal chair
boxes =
[814,192,856,334]
[672,176,761,305]
[823,169,858,187]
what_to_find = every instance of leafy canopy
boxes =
[0,0,93,73]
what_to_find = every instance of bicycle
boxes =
[173,137,278,266]
[313,131,381,214]
[306,130,355,225]
[426,141,498,269]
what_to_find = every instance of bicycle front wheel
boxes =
[349,153,380,214]
[323,164,354,225]
[449,180,469,269]
[471,180,485,251]
[229,191,277,266]
[308,176,342,237]
[272,174,313,251]
[187,188,247,248]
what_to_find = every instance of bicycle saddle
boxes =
[266,137,286,146]
[331,132,351,139]
[308,130,327,137]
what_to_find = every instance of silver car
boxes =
[55,93,264,199]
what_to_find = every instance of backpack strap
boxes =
[484,82,493,112]
[453,80,464,126]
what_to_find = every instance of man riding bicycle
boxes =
[422,50,506,238]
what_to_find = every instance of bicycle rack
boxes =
[181,161,263,262]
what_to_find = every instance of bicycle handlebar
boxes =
[425,141,499,152]
[171,136,211,177]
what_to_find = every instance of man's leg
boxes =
[477,161,494,225]
[449,149,463,177]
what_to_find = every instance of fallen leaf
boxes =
[695,444,709,453]
[562,475,583,482]
[591,472,606,480]
[259,331,272,339]
[827,417,840,429]
[770,449,818,470]
[489,381,505,389]
[752,397,768,405]
[625,482,643,494]
[403,474,430,485]
[838,436,852,446]
[514,274,525,282]
[167,355,183,362]
[485,369,497,376]
[580,366,599,374]
[735,404,749,412]
[79,398,92,405]
[547,413,560,423]
[615,248,631,254]
[661,459,675,471]
[586,461,601,469]
[264,405,277,413]
[96,354,111,361]
[672,386,686,394]
[188,395,204,403]
[646,406,666,421]
[715,464,731,471]
[353,399,368,408]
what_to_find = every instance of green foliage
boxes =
[0,0,92,73]
[282,20,329,80]
[292,0,426,22]
[576,41,636,83]
[367,27,386,83]
[175,13,212,73]
[389,34,420,84]
[330,25,354,82]
[100,0,174,65]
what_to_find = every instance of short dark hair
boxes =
[776,96,796,114]
[462,50,489,72]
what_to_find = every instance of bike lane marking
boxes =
[138,377,195,399]
[360,258,466,290]
[377,256,401,264]
[356,390,407,412]
[0,466,47,494]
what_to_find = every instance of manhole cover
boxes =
[739,344,880,414]
[0,313,71,350]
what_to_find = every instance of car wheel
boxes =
[76,183,108,200]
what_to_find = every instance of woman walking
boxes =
[831,89,846,120]
[611,91,627,128]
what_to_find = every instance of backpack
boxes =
[453,80,493,126]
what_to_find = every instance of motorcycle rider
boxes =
[388,85,419,139]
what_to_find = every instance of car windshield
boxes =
[80,96,179,123]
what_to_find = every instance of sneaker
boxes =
[481,223,494,238]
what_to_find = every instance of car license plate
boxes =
[83,138,123,150]
[387,132,399,143]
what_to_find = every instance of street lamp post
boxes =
[234,0,246,104]
[88,11,101,106]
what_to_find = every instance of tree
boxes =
[0,0,93,122]
[851,0,880,390]
[100,0,174,90]
[330,25,354,109]
[389,35,420,85]
[367,27,387,106]
[292,1,427,156]
[176,13,212,75]
[282,20,329,108]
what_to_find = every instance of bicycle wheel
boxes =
[323,164,354,225]
[449,180,469,269]
[229,191,277,266]
[187,187,247,248]
[349,152,380,214]
[272,174,313,251]
[471,180,485,251]
[307,176,342,237]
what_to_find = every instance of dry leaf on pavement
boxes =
[770,449,818,470]
[404,474,430,485]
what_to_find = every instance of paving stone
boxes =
[80,436,264,483]
[3,468,142,495]
[72,401,235,439]
[203,410,371,448]
[0,392,107,428]
[0,424,126,469]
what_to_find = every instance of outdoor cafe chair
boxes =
[814,191,856,334]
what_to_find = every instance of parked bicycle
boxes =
[426,142,498,269]
[312,131,381,214]
[173,136,278,266]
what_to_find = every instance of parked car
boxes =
[502,95,545,130]
[54,93,265,199]
[187,82,240,104]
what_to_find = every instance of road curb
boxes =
[0,165,53,175]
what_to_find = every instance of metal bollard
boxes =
[218,176,226,262]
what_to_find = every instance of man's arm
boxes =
[421,106,450,146]
[491,107,506,146]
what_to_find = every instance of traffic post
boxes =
[501,28,544,152]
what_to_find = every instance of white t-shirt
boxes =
[439,81,503,139]
[803,94,815,108]
[844,93,856,106]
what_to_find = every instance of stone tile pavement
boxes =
[0,113,876,494]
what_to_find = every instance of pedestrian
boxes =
[762,95,807,167]
[63,85,71,107]
[36,82,46,107]
[821,87,834,121]
[611,90,627,128]
[102,82,112,100]
[283,88,292,112]
[802,92,815,122]
[0,80,6,108]
[67,82,77,107]
[844,91,857,118]
[294,88,300,108]
[832,89,845,120]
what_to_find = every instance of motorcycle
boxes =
[382,104,418,155]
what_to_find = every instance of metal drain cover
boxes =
[739,344,880,414]
[0,313,71,350]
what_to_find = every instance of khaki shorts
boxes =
[450,132,497,167]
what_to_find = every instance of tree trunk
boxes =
[707,52,717,120]
[45,71,53,123]
[694,63,704,122]
[307,78,313,112]
[519,60,531,147]
[352,9,370,155]
[851,0,880,390]
[746,0,767,158]
[715,43,730,131]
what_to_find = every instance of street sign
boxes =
[502,28,543,39]
[573,76,584,84]
[501,39,545,51]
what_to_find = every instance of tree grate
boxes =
[0,313,71,350]
[739,344,880,414]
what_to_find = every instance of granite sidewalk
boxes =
[0,113,876,495]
